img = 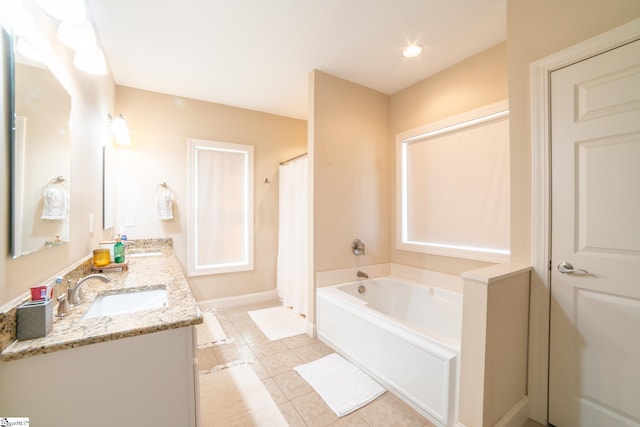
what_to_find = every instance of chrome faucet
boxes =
[351,239,365,255]
[69,274,111,305]
[357,271,369,279]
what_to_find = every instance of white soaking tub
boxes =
[316,275,463,427]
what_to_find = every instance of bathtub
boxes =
[316,276,462,427]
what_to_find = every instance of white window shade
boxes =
[188,139,254,276]
[397,101,510,262]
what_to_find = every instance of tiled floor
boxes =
[197,300,435,427]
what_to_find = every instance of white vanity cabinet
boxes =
[0,326,198,427]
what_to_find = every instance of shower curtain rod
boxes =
[280,152,308,166]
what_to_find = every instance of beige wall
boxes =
[1,0,115,306]
[507,1,640,423]
[389,43,508,276]
[113,86,307,301]
[310,71,390,275]
[507,0,640,268]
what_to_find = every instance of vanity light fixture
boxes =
[37,0,106,75]
[36,0,87,23]
[109,114,131,146]
[74,46,107,75]
[57,20,97,51]
[402,44,423,58]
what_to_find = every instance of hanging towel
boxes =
[156,183,175,220]
[41,179,69,220]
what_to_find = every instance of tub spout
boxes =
[357,271,369,279]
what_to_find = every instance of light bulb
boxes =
[110,115,131,146]
[74,47,107,75]
[402,44,423,58]
[37,0,87,23]
[57,21,97,51]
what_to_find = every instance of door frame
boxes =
[529,18,640,424]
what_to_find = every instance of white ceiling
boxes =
[86,0,506,120]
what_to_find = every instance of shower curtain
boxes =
[277,156,309,316]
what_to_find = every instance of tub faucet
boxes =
[69,274,111,305]
[351,239,365,255]
[357,271,369,279]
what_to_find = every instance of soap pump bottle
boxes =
[114,235,125,263]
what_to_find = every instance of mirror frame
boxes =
[4,26,15,255]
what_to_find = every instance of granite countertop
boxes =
[0,240,202,362]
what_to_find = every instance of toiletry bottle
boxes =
[114,235,125,263]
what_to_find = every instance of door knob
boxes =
[558,261,589,275]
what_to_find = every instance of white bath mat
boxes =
[199,364,288,426]
[196,311,229,348]
[248,305,307,341]
[294,352,386,417]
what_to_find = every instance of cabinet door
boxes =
[0,327,197,427]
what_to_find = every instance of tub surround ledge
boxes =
[0,239,202,362]
[457,262,532,427]
[315,263,392,287]
[460,262,532,284]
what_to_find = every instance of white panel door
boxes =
[549,39,640,427]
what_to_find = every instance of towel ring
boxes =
[47,176,68,188]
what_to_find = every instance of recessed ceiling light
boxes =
[402,44,423,58]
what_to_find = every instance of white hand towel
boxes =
[156,185,175,219]
[41,181,69,220]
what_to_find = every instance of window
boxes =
[396,101,510,263]
[188,139,254,276]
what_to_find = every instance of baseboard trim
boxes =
[198,290,279,310]
[306,319,317,336]
[494,396,529,427]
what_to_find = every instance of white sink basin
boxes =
[83,288,168,319]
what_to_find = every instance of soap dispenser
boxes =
[114,235,125,263]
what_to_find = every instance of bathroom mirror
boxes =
[9,31,72,258]
[103,145,114,230]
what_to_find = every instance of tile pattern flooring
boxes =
[197,300,435,427]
